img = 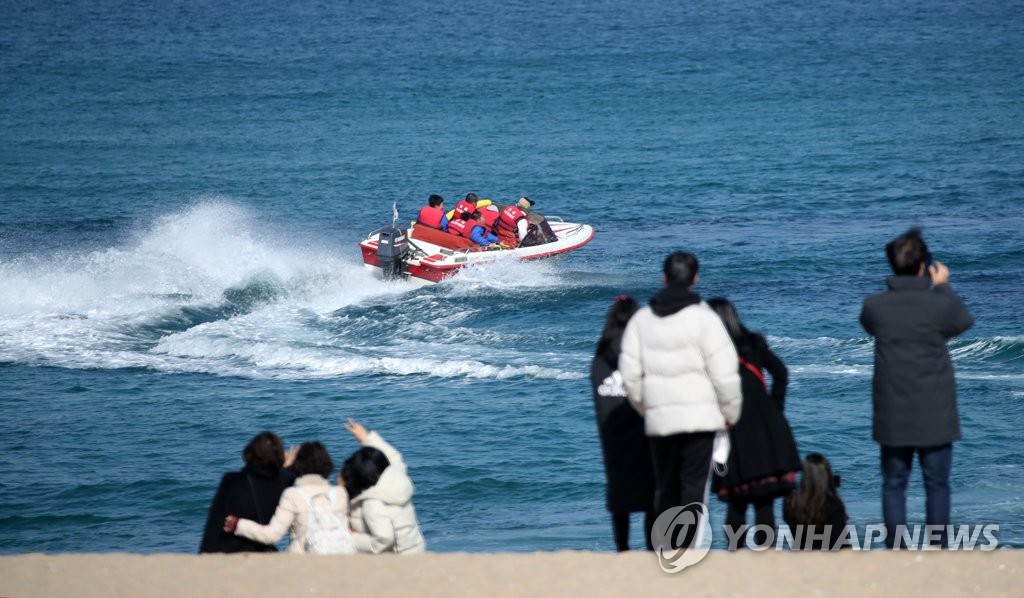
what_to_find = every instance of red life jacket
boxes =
[496,205,525,234]
[453,200,477,218]
[495,205,526,246]
[478,207,500,228]
[417,206,445,229]
[447,217,474,238]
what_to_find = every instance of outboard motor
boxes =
[375,225,409,280]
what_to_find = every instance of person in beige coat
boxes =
[341,419,426,554]
[224,441,349,553]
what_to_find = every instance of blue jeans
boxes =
[880,444,953,548]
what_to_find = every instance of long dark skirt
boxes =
[713,369,801,501]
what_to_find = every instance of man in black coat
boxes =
[860,229,973,549]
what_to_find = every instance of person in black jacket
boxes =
[707,298,801,549]
[783,453,848,550]
[860,228,973,548]
[199,431,297,553]
[589,295,656,551]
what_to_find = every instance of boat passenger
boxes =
[416,194,448,231]
[478,204,500,229]
[448,212,499,247]
[494,197,533,248]
[452,193,479,219]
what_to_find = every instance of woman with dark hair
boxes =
[706,297,801,549]
[783,453,849,550]
[589,294,657,551]
[225,441,351,553]
[199,431,296,553]
[341,419,426,554]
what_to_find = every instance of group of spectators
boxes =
[200,227,972,556]
[200,419,425,555]
[590,228,973,551]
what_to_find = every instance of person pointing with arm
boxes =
[340,419,427,554]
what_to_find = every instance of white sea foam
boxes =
[0,202,386,364]
[0,200,583,380]
[440,255,568,294]
[956,372,1024,382]
[146,317,565,380]
[789,363,873,377]
[951,336,1024,360]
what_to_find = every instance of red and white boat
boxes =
[359,213,595,285]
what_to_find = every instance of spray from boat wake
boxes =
[0,200,586,380]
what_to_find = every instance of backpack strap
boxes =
[297,486,336,509]
[738,357,767,389]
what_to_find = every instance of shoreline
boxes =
[1,550,1018,598]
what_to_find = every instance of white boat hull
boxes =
[359,218,594,285]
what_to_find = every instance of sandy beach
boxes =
[1,550,1018,598]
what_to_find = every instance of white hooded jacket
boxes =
[349,431,426,554]
[619,298,742,436]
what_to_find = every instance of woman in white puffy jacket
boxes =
[341,419,426,554]
[224,441,349,553]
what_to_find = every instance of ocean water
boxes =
[1,0,1022,553]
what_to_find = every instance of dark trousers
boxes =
[649,431,715,548]
[611,511,656,552]
[725,496,776,549]
[881,443,953,548]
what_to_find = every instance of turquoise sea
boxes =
[1,0,1022,553]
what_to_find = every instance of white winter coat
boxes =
[619,302,742,436]
[349,431,426,554]
[234,474,349,553]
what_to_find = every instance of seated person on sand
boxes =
[447,211,500,248]
[341,419,426,554]
[224,441,351,553]
[199,431,297,553]
[782,453,850,550]
[416,194,448,232]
